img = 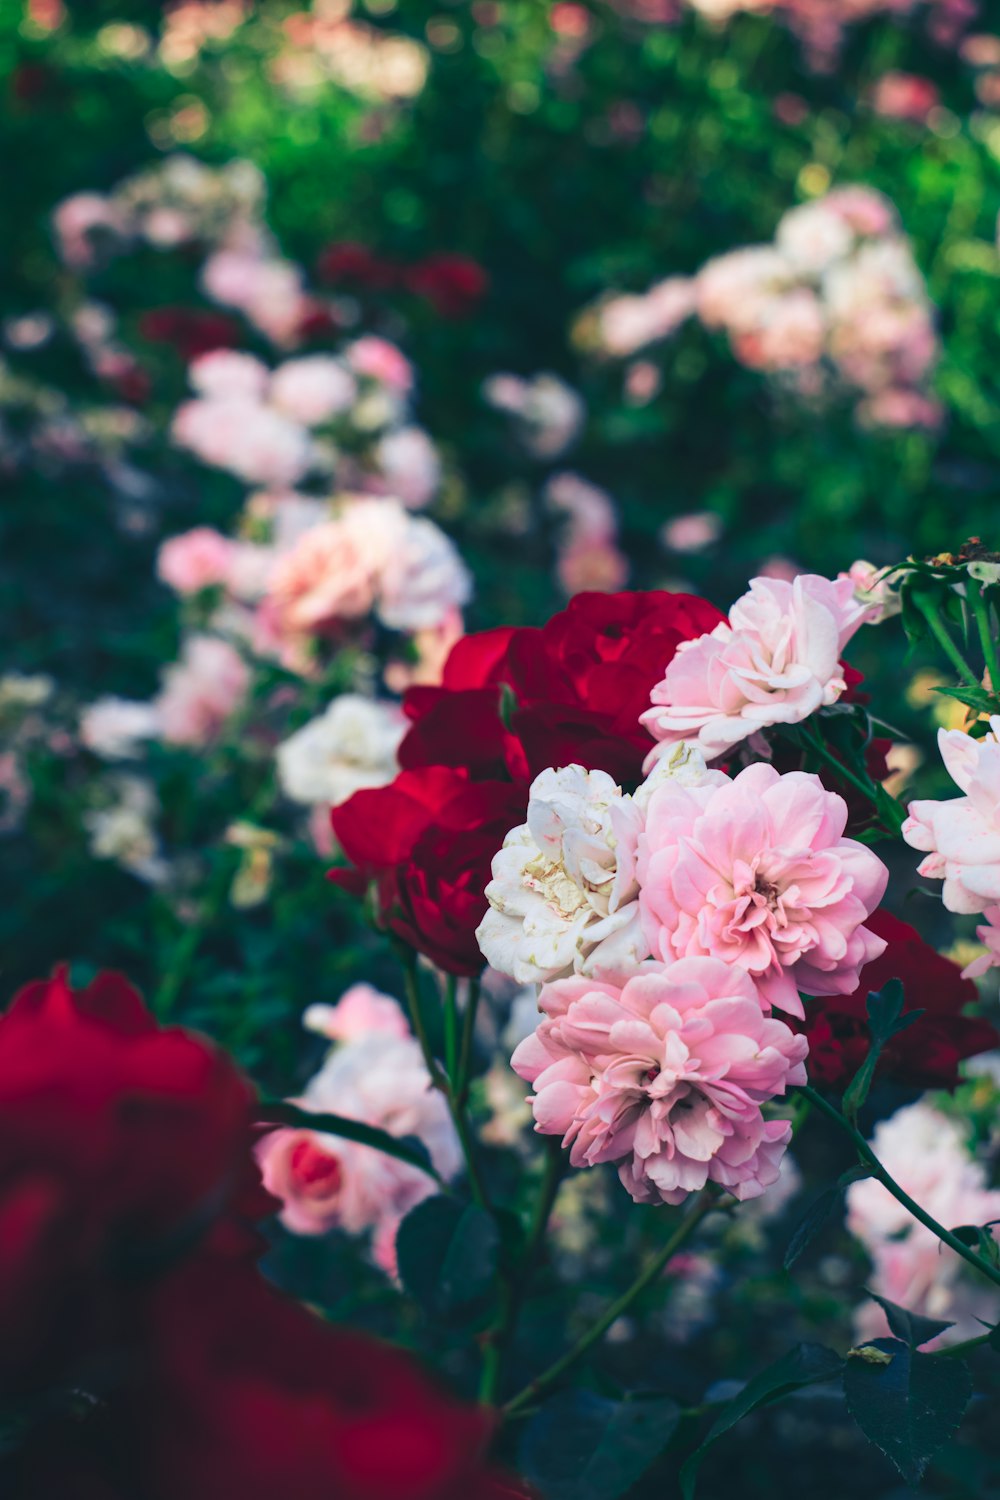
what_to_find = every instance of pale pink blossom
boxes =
[154,634,250,746]
[732,287,826,371]
[373,426,441,509]
[157,527,237,595]
[375,510,472,632]
[188,349,270,400]
[840,559,901,624]
[482,372,585,459]
[636,763,888,1016]
[558,539,630,596]
[903,719,1000,914]
[172,396,313,487]
[661,511,724,554]
[344,335,414,392]
[871,72,940,123]
[595,277,696,357]
[268,516,381,633]
[641,573,872,760]
[269,355,357,425]
[511,958,808,1206]
[52,192,127,268]
[202,249,307,345]
[255,1029,460,1240]
[302,983,411,1044]
[962,906,1000,978]
[847,1102,1000,1348]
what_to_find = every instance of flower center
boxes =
[522,852,591,921]
[289,1138,343,1200]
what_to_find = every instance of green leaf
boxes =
[680,1344,843,1500]
[783,1166,871,1270]
[932,683,1000,716]
[844,1338,972,1485]
[866,1292,955,1349]
[518,1390,680,1500]
[395,1195,500,1321]
[258,1100,442,1184]
[842,982,923,1125]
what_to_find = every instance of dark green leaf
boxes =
[680,1344,844,1500]
[844,1338,972,1485]
[519,1390,680,1500]
[866,1292,954,1349]
[258,1100,441,1183]
[842,982,922,1124]
[396,1195,499,1320]
[783,1166,871,1269]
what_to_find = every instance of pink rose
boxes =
[269,355,358,425]
[267,516,386,634]
[511,958,808,1206]
[157,527,237,595]
[636,764,888,1016]
[302,984,411,1044]
[641,572,872,760]
[155,635,250,747]
[345,335,414,392]
[188,349,270,400]
[903,719,1000,913]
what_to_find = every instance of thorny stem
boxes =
[798,1084,1000,1293]
[502,1187,722,1419]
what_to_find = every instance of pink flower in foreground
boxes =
[256,1030,460,1241]
[903,719,1000,914]
[155,635,250,747]
[641,573,873,761]
[157,527,236,595]
[636,764,888,1016]
[511,958,808,1206]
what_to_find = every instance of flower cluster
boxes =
[580,186,940,428]
[258,985,460,1273]
[0,967,520,1500]
[329,589,725,972]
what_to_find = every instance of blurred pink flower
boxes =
[157,527,237,595]
[303,984,411,1044]
[155,635,250,746]
[269,355,358,425]
[962,906,1000,978]
[511,958,808,1206]
[636,764,888,1015]
[189,348,270,399]
[871,71,940,122]
[345,335,414,392]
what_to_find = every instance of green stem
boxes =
[929,1331,993,1360]
[913,591,982,690]
[799,725,904,835]
[399,957,490,1211]
[479,1138,567,1405]
[502,1187,721,1418]
[969,583,1000,694]
[456,975,482,1104]
[443,974,459,1079]
[798,1085,1000,1293]
[153,852,234,1016]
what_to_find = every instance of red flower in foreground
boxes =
[1,972,526,1500]
[0,967,267,1396]
[798,909,997,1092]
[331,767,526,974]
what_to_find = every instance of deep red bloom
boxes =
[316,241,401,291]
[137,307,242,360]
[405,254,490,318]
[330,768,526,974]
[0,967,267,1396]
[798,910,997,1092]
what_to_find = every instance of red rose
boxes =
[330,768,526,974]
[137,307,242,361]
[798,910,997,1092]
[405,254,490,318]
[0,967,268,1396]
